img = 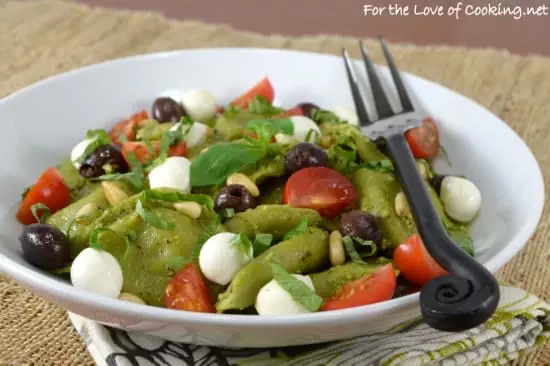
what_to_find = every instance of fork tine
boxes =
[379,37,414,112]
[359,41,394,119]
[342,48,371,125]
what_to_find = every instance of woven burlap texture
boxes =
[0,1,548,365]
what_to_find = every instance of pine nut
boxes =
[329,231,346,266]
[74,203,98,219]
[320,135,335,149]
[173,201,202,219]
[394,191,410,217]
[119,292,146,305]
[227,173,260,197]
[101,182,129,206]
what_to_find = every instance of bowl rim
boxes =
[0,47,545,328]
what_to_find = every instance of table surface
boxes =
[77,0,550,56]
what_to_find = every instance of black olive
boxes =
[152,97,186,123]
[214,184,257,213]
[79,145,129,178]
[340,210,383,246]
[429,175,447,195]
[19,224,70,270]
[392,275,419,299]
[285,142,329,175]
[296,102,320,119]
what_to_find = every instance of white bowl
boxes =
[0,48,544,348]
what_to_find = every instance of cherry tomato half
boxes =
[405,117,440,159]
[393,234,447,286]
[321,264,396,311]
[282,167,356,217]
[164,263,215,313]
[230,77,275,109]
[109,110,150,146]
[16,167,71,225]
[121,141,187,166]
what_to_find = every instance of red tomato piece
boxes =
[275,106,304,118]
[321,264,396,311]
[121,141,159,165]
[109,110,150,146]
[393,234,447,286]
[164,263,215,313]
[167,141,188,158]
[282,167,356,217]
[216,105,226,114]
[405,117,440,159]
[230,77,274,108]
[16,167,71,225]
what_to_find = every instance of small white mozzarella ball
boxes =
[440,176,482,223]
[181,89,217,121]
[71,248,123,298]
[255,275,315,315]
[331,106,359,126]
[157,89,185,105]
[148,156,191,193]
[290,116,321,142]
[199,232,252,286]
[171,122,209,148]
[70,137,97,169]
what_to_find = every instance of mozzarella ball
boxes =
[255,275,315,315]
[71,248,123,298]
[199,232,253,286]
[290,116,321,142]
[331,106,360,126]
[171,121,208,148]
[157,89,185,105]
[181,89,217,121]
[148,156,192,193]
[440,176,482,223]
[71,137,97,169]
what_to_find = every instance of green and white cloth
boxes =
[70,285,549,365]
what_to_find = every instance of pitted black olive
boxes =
[152,97,186,123]
[429,174,447,195]
[79,145,129,178]
[285,142,329,175]
[214,184,257,213]
[296,102,320,119]
[340,210,383,246]
[19,223,70,270]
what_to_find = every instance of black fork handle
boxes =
[385,133,500,332]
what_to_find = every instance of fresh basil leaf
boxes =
[451,234,474,256]
[360,159,394,173]
[21,185,32,200]
[343,236,366,263]
[252,233,273,256]
[89,227,118,250]
[231,233,253,255]
[141,189,214,210]
[30,203,51,223]
[328,140,359,173]
[284,218,308,241]
[75,129,112,164]
[220,208,235,220]
[310,109,343,124]
[246,119,294,136]
[269,257,323,312]
[190,143,267,187]
[247,96,283,116]
[93,172,145,191]
[352,236,377,257]
[305,129,320,144]
[135,199,175,230]
[148,122,192,172]
[86,129,110,140]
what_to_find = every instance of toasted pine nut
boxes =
[101,182,129,206]
[329,231,346,266]
[394,191,410,217]
[274,133,297,145]
[173,201,202,219]
[119,292,146,305]
[320,135,334,149]
[227,173,260,197]
[75,203,98,219]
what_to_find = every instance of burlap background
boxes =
[0,1,548,364]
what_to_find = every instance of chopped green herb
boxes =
[310,109,343,124]
[190,142,268,187]
[135,199,175,230]
[30,203,51,223]
[328,139,359,173]
[269,257,323,312]
[352,236,377,257]
[343,236,367,263]
[247,96,283,116]
[246,119,294,137]
[141,189,214,209]
[75,130,112,163]
[284,218,308,240]
[305,129,320,144]
[231,233,253,255]
[252,233,273,256]
[146,121,192,172]
[360,159,394,173]
[88,227,117,250]
[220,208,235,220]
[439,145,451,166]
[21,185,32,200]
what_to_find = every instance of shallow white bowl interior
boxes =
[0,48,544,347]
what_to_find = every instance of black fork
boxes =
[343,38,499,332]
